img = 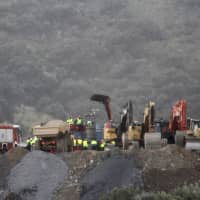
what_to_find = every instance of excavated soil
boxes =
[143,168,200,192]
[135,145,200,192]
[1,145,200,200]
[7,151,68,200]
[80,156,143,200]
[0,147,28,189]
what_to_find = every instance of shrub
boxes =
[101,182,200,200]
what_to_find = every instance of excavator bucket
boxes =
[90,94,110,102]
[90,94,112,120]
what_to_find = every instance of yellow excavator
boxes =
[125,101,161,149]
[90,94,161,149]
[142,101,162,149]
[185,118,200,150]
[90,94,133,148]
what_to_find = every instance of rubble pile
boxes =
[54,150,111,200]
[6,151,68,200]
[1,145,200,200]
[0,147,28,189]
[80,155,143,200]
[54,150,143,200]
[135,145,200,191]
[137,145,199,170]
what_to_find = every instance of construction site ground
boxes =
[1,145,200,200]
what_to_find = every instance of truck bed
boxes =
[32,120,68,137]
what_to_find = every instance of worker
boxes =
[83,139,88,150]
[26,137,31,151]
[90,139,97,150]
[111,140,116,146]
[73,138,77,151]
[66,116,74,125]
[77,137,83,150]
[99,140,106,151]
[32,136,39,150]
[33,136,39,143]
[87,120,93,127]
[75,116,83,125]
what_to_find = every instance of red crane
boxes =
[169,99,187,132]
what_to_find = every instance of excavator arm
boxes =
[90,94,112,120]
[119,100,133,133]
[143,101,155,133]
[169,100,187,132]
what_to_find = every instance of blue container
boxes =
[96,129,103,141]
[96,123,101,130]
[73,131,82,139]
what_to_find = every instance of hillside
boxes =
[1,0,200,131]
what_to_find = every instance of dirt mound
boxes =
[0,147,28,189]
[137,145,199,170]
[59,150,111,182]
[144,168,200,192]
[54,150,111,200]
[7,150,68,200]
[134,145,200,192]
[80,155,143,200]
[6,147,28,164]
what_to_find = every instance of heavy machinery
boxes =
[90,94,118,143]
[118,100,139,149]
[142,101,162,149]
[169,100,187,132]
[163,99,200,149]
[185,118,200,150]
[90,95,162,149]
[167,100,187,146]
[0,124,22,153]
[32,120,73,153]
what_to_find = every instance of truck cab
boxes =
[0,124,22,153]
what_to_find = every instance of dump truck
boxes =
[0,124,22,153]
[32,120,73,153]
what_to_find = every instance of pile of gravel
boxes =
[0,147,28,190]
[80,155,143,200]
[7,151,68,200]
[137,145,199,171]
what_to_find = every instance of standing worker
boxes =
[77,137,83,150]
[90,139,97,150]
[75,115,83,125]
[87,120,93,127]
[83,139,88,150]
[66,116,74,125]
[32,136,39,150]
[99,140,106,151]
[26,137,32,151]
[73,137,77,151]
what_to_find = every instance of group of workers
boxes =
[72,138,116,151]
[26,116,115,152]
[72,137,107,151]
[66,116,93,127]
[26,136,39,151]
